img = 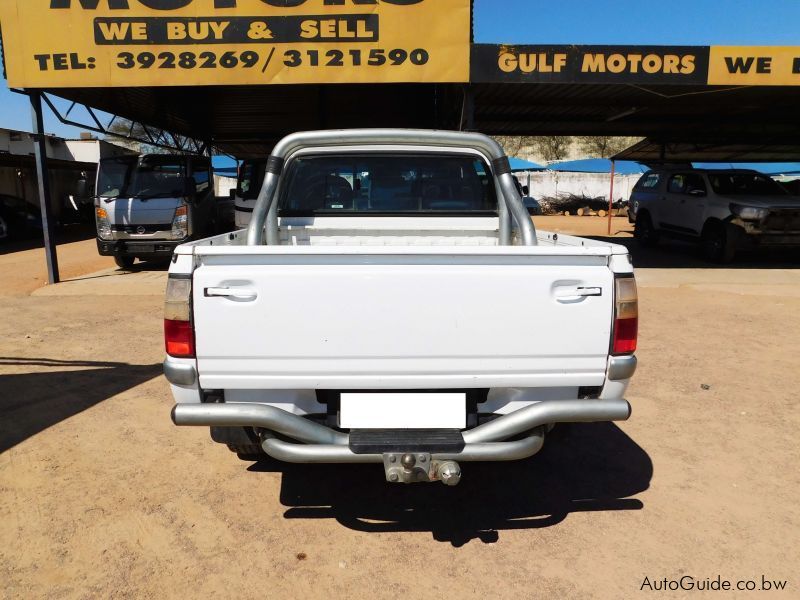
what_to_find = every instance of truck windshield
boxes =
[279,154,498,215]
[98,157,187,199]
[708,173,788,196]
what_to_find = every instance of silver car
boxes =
[629,168,800,262]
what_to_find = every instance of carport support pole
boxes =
[607,160,616,236]
[29,90,59,285]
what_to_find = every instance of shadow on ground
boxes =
[0,357,162,452]
[98,259,171,276]
[245,422,651,546]
[0,223,96,256]
[124,260,171,273]
[590,235,800,269]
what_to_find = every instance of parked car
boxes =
[779,178,800,196]
[0,194,42,243]
[513,178,541,215]
[629,168,800,262]
[164,129,636,487]
[233,158,267,229]
[94,154,216,268]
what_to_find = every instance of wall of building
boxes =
[214,175,236,198]
[0,129,73,162]
[65,139,136,163]
[516,171,642,203]
[0,128,136,220]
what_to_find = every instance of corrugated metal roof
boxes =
[44,80,800,159]
[614,139,800,163]
[48,83,444,157]
[470,83,800,139]
[15,72,790,160]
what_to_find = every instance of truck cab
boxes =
[95,154,215,268]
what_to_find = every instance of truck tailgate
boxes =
[191,247,614,390]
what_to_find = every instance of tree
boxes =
[494,136,537,158]
[577,136,640,158]
[534,136,572,162]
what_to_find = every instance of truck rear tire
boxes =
[0,213,9,242]
[114,256,135,269]
[213,426,265,458]
[227,444,265,458]
[634,213,659,247]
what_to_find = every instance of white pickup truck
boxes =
[164,129,637,486]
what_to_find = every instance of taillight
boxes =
[612,276,638,355]
[164,277,195,358]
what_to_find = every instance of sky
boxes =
[1,0,799,144]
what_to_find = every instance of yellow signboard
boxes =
[708,46,800,85]
[0,0,471,88]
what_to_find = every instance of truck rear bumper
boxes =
[171,398,631,464]
[259,430,546,464]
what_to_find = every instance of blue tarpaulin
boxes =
[547,158,648,175]
[509,157,545,172]
[213,168,238,176]
[212,155,238,175]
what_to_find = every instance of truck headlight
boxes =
[730,204,768,221]
[171,205,189,240]
[95,206,113,240]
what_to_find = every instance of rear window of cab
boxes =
[635,172,662,190]
[278,153,498,216]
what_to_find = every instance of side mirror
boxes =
[76,179,89,198]
[522,185,530,196]
[184,177,197,201]
[229,188,237,199]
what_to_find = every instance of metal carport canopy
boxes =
[2,3,798,156]
[37,77,800,158]
[1,4,798,157]
[38,83,449,158]
[612,138,800,163]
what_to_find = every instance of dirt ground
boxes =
[1,217,799,598]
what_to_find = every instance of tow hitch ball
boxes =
[383,453,462,486]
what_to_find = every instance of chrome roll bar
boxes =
[245,129,537,247]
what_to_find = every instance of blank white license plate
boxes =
[339,393,466,429]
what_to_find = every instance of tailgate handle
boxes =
[555,286,603,300]
[204,287,258,301]
[576,286,602,296]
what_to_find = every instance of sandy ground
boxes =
[0,228,115,296]
[1,217,799,598]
